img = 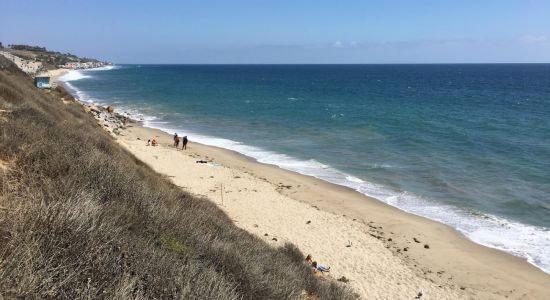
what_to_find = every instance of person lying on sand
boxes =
[305,255,330,274]
[151,138,158,147]
[312,261,330,274]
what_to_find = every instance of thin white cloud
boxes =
[333,41,344,48]
[519,35,548,44]
[332,40,359,48]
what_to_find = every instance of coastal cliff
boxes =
[0,56,353,299]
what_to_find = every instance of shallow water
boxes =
[61,64,550,273]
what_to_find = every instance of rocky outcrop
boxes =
[84,104,135,136]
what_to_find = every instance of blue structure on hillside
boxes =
[34,76,51,89]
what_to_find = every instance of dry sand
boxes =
[111,124,549,300]
[44,68,69,85]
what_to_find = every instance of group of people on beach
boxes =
[305,254,331,277]
[173,133,188,150]
[146,133,188,149]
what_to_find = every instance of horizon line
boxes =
[112,62,550,65]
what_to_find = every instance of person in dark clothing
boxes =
[181,136,188,150]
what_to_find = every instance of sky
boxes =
[1,0,550,63]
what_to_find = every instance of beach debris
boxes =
[272,238,278,242]
[264,233,269,236]
[424,244,430,249]
[106,105,114,113]
[369,233,383,240]
[337,276,350,283]
[415,291,423,299]
[306,220,311,224]
[346,240,352,248]
[413,237,421,243]
[404,247,409,252]
[196,160,208,163]
[388,238,393,242]
[253,224,259,228]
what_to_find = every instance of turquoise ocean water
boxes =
[60,64,550,273]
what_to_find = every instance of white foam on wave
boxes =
[59,66,122,104]
[59,65,120,83]
[59,70,91,82]
[355,184,550,273]
[84,65,119,72]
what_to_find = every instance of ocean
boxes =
[60,64,550,273]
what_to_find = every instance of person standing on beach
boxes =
[182,136,188,150]
[173,133,179,147]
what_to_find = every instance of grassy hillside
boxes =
[0,57,354,299]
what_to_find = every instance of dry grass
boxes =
[0,57,355,299]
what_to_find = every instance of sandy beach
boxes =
[99,120,549,300]
[45,68,69,85]
[4,2,549,297]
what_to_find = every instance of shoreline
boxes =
[61,73,549,298]
[81,104,549,298]
[57,68,550,277]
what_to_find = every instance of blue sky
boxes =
[1,0,549,63]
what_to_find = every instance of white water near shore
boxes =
[59,68,550,274]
